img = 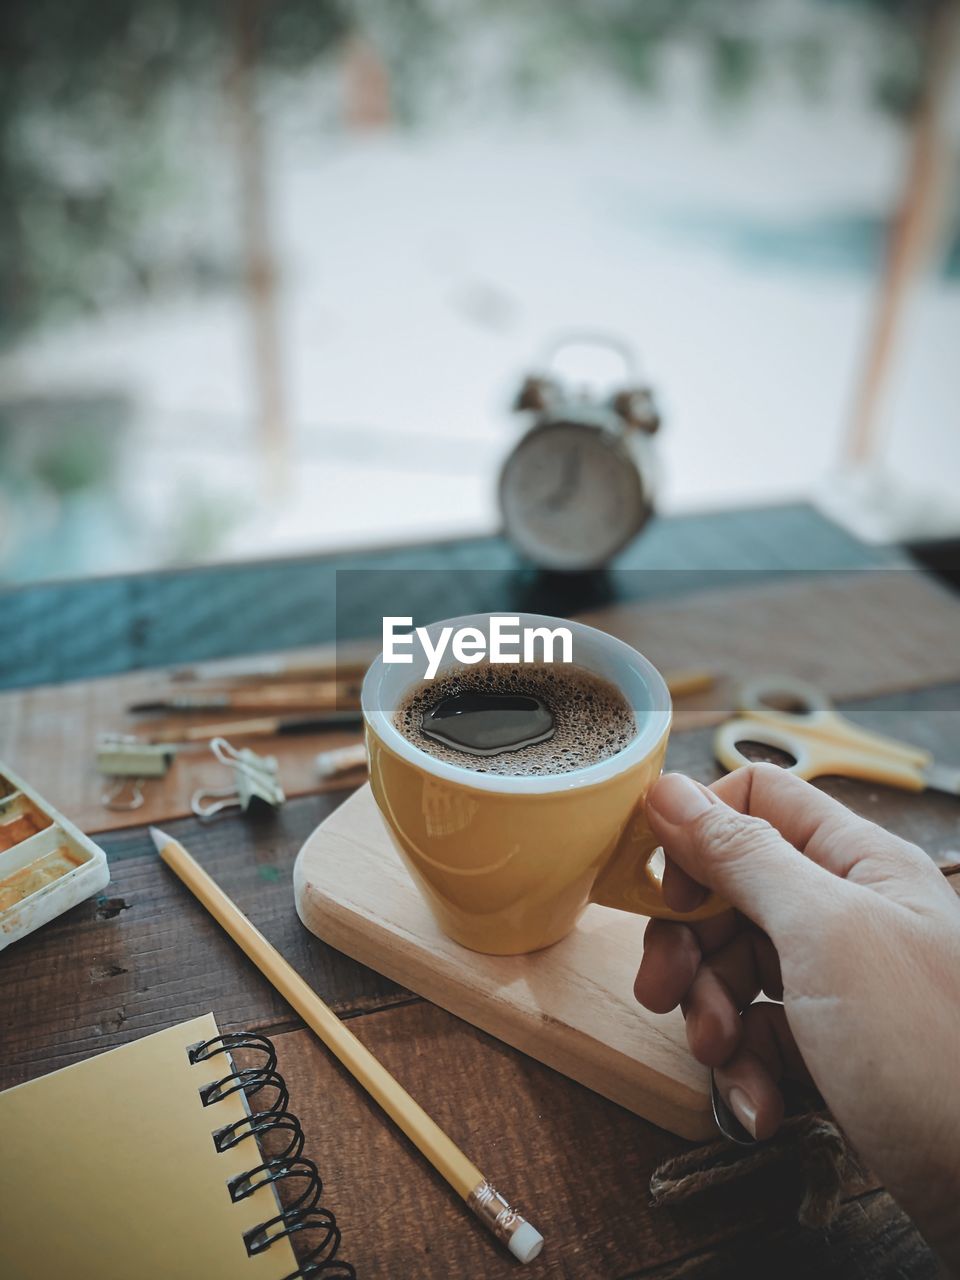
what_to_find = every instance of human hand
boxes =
[634,764,960,1264]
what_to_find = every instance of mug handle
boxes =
[589,806,727,922]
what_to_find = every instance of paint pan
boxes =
[0,763,110,951]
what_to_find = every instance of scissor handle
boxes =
[714,717,929,791]
[737,675,832,719]
[738,682,931,768]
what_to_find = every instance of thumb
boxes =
[646,772,844,939]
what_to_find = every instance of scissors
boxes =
[714,675,960,795]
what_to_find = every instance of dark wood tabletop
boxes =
[2,506,956,1279]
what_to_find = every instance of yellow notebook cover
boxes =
[0,1014,300,1280]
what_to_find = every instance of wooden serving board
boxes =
[294,784,713,1140]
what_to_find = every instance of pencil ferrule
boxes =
[467,1180,524,1245]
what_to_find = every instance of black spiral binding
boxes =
[188,1032,355,1279]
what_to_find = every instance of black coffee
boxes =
[422,691,555,756]
[394,662,636,776]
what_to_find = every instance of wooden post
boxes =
[844,0,959,467]
[228,0,288,497]
[341,31,392,131]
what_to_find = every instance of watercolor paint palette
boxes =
[0,761,110,952]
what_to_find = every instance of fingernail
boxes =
[648,774,714,826]
[727,1087,758,1139]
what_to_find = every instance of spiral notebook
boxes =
[0,1013,350,1280]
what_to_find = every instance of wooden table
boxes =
[2,514,957,1279]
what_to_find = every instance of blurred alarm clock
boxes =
[499,335,661,570]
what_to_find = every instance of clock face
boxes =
[499,420,648,570]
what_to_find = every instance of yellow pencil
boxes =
[149,827,543,1264]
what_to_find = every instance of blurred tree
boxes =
[0,0,939,345]
[840,0,946,115]
[365,0,932,117]
[0,0,348,343]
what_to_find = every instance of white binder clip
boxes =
[191,738,286,820]
[98,735,175,812]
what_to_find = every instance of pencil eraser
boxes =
[509,1221,544,1264]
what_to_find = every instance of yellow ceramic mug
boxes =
[362,612,724,955]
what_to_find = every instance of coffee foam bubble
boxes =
[394,661,637,776]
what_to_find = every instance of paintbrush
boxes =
[139,711,364,744]
[129,681,361,714]
[168,653,375,683]
[664,669,715,699]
